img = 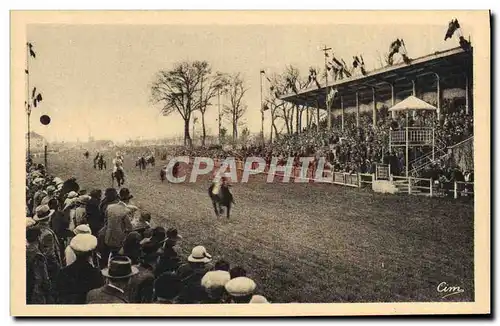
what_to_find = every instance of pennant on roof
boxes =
[445,19,460,41]
[27,42,36,58]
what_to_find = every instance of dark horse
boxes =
[112,169,125,187]
[84,151,89,159]
[146,155,155,167]
[208,183,235,219]
[160,162,180,183]
[57,177,80,208]
[97,155,106,170]
[136,157,146,170]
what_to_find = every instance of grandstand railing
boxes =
[375,164,391,180]
[390,127,435,146]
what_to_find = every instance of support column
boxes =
[316,101,320,132]
[341,96,345,132]
[465,74,470,115]
[436,73,441,121]
[356,91,360,128]
[412,79,417,119]
[372,87,377,127]
[390,84,396,119]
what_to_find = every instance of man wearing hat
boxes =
[153,271,182,304]
[26,222,51,304]
[128,241,158,303]
[74,195,91,227]
[132,211,152,237]
[33,205,62,290]
[64,224,92,267]
[201,270,231,303]
[56,233,104,304]
[176,245,214,304]
[86,256,138,304]
[40,185,57,206]
[224,276,257,303]
[86,189,104,236]
[104,190,135,260]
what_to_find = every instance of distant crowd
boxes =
[25,159,270,304]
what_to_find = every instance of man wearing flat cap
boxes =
[224,276,257,303]
[56,234,104,304]
[86,256,138,304]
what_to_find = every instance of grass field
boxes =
[42,150,474,303]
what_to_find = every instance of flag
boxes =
[445,19,460,41]
[33,93,42,108]
[262,103,270,112]
[387,39,402,65]
[327,88,338,104]
[352,56,360,69]
[459,36,472,51]
[27,42,36,58]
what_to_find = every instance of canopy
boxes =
[388,95,438,112]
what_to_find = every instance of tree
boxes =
[194,63,229,146]
[240,127,251,145]
[223,73,248,141]
[151,61,208,147]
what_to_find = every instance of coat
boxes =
[176,262,213,304]
[86,197,104,235]
[128,264,155,303]
[86,284,129,304]
[38,223,63,283]
[26,244,52,304]
[56,257,104,304]
[104,201,134,249]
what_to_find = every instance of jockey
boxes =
[212,173,230,196]
[112,152,125,175]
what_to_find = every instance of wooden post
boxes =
[372,87,376,127]
[454,181,458,199]
[341,96,345,132]
[430,178,433,197]
[44,144,48,174]
[390,83,396,119]
[408,177,412,194]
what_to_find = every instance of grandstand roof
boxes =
[280,46,473,109]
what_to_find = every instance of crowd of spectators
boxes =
[25,160,269,305]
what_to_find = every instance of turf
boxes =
[42,150,474,303]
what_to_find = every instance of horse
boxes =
[84,151,89,159]
[97,155,106,170]
[57,177,80,208]
[146,155,155,167]
[160,162,180,183]
[136,156,146,170]
[112,169,125,187]
[208,183,235,219]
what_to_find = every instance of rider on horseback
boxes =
[211,173,231,197]
[113,152,125,180]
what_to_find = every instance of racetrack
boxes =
[43,150,474,303]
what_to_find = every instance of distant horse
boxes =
[97,156,106,170]
[112,169,125,187]
[136,157,146,170]
[160,162,180,183]
[146,155,155,167]
[208,183,235,219]
[84,151,89,159]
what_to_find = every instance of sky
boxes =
[26,18,473,143]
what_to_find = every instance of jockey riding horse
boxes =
[208,174,235,219]
[112,152,125,186]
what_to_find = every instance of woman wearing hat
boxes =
[56,233,104,304]
[86,256,138,304]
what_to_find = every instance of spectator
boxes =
[249,295,270,303]
[224,277,257,303]
[201,270,231,303]
[118,231,142,265]
[177,246,214,304]
[229,266,247,279]
[26,222,51,304]
[128,241,158,303]
[132,211,152,237]
[56,234,103,304]
[86,256,138,304]
[64,224,92,267]
[86,189,104,236]
[104,189,134,260]
[74,195,91,227]
[153,271,182,304]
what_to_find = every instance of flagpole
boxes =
[26,43,31,160]
[260,70,264,145]
[321,45,332,131]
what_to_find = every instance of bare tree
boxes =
[151,61,206,147]
[194,63,229,146]
[223,73,248,141]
